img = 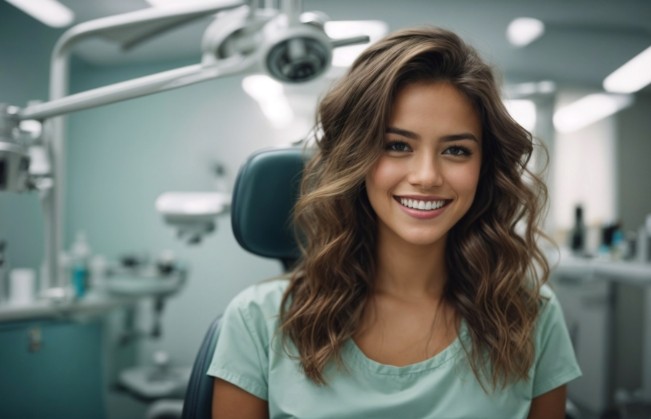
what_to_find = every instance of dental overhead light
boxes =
[0,0,370,286]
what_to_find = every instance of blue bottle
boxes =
[70,232,91,298]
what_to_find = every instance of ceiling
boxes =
[41,0,651,91]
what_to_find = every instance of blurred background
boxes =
[1,0,650,418]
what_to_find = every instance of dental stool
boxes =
[177,146,305,419]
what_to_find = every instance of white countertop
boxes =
[0,293,139,323]
[0,267,187,323]
[552,253,651,285]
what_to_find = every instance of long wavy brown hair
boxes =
[280,26,550,391]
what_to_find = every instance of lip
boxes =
[396,194,450,201]
[393,195,451,220]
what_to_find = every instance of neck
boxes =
[374,234,448,301]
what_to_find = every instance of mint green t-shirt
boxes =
[208,279,581,419]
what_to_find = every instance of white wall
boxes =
[551,89,619,252]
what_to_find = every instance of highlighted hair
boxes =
[281,27,550,390]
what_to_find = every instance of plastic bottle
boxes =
[610,229,627,260]
[569,205,586,256]
[9,268,36,306]
[0,240,7,303]
[87,255,108,299]
[70,231,91,299]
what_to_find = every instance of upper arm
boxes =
[212,378,268,419]
[528,385,567,419]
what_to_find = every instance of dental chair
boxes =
[176,146,305,419]
[158,145,582,419]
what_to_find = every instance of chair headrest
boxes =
[231,146,307,266]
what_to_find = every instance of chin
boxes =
[399,231,448,248]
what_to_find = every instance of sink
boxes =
[105,269,186,298]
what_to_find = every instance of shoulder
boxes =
[533,282,576,362]
[224,278,290,324]
[539,282,557,300]
[530,282,582,395]
[217,278,290,356]
[538,283,562,318]
[209,279,290,400]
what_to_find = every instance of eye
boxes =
[384,140,411,153]
[443,145,472,157]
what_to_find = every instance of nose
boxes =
[408,153,443,188]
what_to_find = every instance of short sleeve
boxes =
[207,287,272,400]
[531,286,582,397]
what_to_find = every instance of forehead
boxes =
[389,82,482,140]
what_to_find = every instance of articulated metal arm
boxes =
[3,0,369,291]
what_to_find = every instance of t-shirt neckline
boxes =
[343,320,469,376]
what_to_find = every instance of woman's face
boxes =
[365,81,482,250]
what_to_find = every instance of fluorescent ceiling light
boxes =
[6,0,74,28]
[504,99,537,132]
[325,21,388,68]
[553,93,634,133]
[507,18,544,47]
[603,46,651,93]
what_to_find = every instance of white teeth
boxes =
[399,198,446,211]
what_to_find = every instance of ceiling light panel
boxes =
[603,45,651,94]
[553,93,634,133]
[507,17,544,47]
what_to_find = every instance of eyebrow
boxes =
[386,126,479,143]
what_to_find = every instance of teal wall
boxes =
[1,2,290,417]
[65,61,289,366]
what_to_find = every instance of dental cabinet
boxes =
[0,292,141,419]
[0,318,107,419]
[551,255,651,416]
[0,260,187,419]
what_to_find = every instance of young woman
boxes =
[209,27,581,419]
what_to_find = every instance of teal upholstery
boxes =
[180,316,222,419]
[231,146,306,269]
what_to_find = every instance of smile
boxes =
[397,197,449,211]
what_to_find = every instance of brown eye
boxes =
[385,141,411,152]
[443,145,472,156]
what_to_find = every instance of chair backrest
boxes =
[231,146,306,269]
[181,146,307,419]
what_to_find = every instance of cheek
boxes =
[450,163,482,197]
[367,158,401,192]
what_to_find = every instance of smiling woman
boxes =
[366,81,483,251]
[209,26,581,419]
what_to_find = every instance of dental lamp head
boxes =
[261,12,332,83]
[201,4,368,84]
